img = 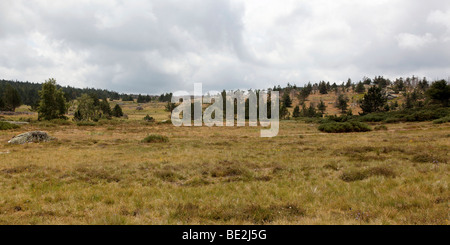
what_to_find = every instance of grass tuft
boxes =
[142,134,169,143]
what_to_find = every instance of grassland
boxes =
[0,102,449,225]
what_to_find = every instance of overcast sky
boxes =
[1,0,449,94]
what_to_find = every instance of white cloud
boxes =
[396,33,437,49]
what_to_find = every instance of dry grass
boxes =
[0,103,448,225]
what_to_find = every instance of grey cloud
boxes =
[0,0,449,94]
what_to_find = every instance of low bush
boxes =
[433,116,450,124]
[143,114,155,122]
[359,106,450,123]
[142,134,169,143]
[0,121,20,130]
[318,121,371,133]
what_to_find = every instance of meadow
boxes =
[0,102,448,225]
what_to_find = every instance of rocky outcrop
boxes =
[8,131,54,144]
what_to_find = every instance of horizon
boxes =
[1,75,448,96]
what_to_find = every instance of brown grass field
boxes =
[0,101,449,225]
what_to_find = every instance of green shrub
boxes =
[358,106,450,123]
[143,114,155,122]
[318,121,371,133]
[0,121,20,130]
[142,134,169,143]
[384,117,402,123]
[433,116,450,124]
[359,113,387,122]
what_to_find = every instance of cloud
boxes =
[0,0,449,94]
[396,33,437,50]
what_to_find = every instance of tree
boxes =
[279,104,290,119]
[318,81,328,94]
[426,80,449,107]
[37,78,68,120]
[2,84,21,111]
[346,108,353,116]
[355,82,365,93]
[307,103,317,117]
[336,94,349,113]
[137,94,144,103]
[282,93,292,107]
[0,97,4,110]
[300,103,318,117]
[359,86,387,114]
[346,79,352,89]
[137,94,151,103]
[418,78,429,91]
[112,104,124,117]
[292,105,300,118]
[165,101,176,112]
[74,94,97,121]
[362,77,372,85]
[298,83,312,103]
[100,99,112,117]
[317,100,326,115]
[373,76,389,88]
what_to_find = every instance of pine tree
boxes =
[319,81,328,94]
[292,105,300,118]
[2,84,21,111]
[426,80,449,107]
[37,78,68,120]
[355,82,365,93]
[0,97,4,110]
[346,79,352,89]
[279,104,290,119]
[282,93,292,107]
[359,86,387,114]
[317,100,326,115]
[336,94,349,113]
[112,104,124,117]
[100,99,112,116]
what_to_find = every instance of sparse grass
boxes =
[0,102,448,224]
[374,125,388,131]
[76,121,97,126]
[340,166,396,182]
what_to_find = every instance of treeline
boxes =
[0,79,154,109]
[13,78,127,122]
[271,76,431,96]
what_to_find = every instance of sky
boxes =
[0,0,449,94]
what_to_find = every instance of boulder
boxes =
[8,131,54,145]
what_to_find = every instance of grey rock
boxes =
[8,131,54,145]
